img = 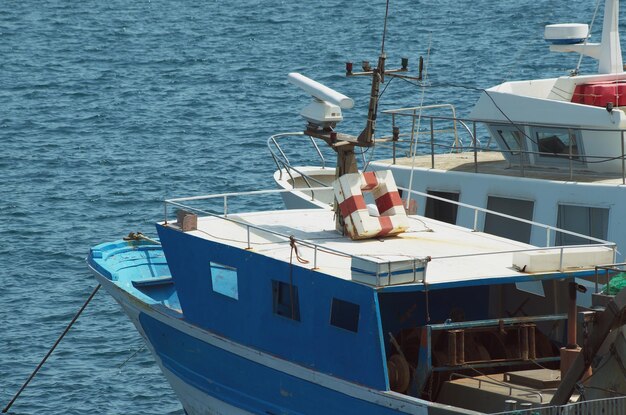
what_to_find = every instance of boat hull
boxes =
[90,271,469,415]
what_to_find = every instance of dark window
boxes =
[556,204,609,245]
[533,128,582,162]
[330,298,360,332]
[272,280,300,321]
[425,191,460,224]
[484,196,534,243]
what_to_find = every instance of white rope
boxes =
[405,33,432,210]
[575,0,602,74]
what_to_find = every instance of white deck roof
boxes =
[177,208,609,289]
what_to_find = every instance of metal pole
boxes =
[568,129,574,181]
[621,130,626,184]
[473,122,478,173]
[2,285,101,414]
[430,117,435,168]
[410,109,417,157]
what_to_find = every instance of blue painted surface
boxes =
[88,240,181,309]
[156,224,388,390]
[2,0,613,412]
[139,312,411,415]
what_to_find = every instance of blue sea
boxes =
[0,0,615,413]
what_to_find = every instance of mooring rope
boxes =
[2,284,101,413]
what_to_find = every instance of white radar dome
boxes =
[544,23,589,45]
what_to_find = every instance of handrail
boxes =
[163,187,616,287]
[396,186,615,247]
[268,107,626,187]
[448,373,544,403]
[492,395,626,415]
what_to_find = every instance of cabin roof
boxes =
[175,208,608,290]
[373,153,626,185]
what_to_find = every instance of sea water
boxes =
[0,0,615,413]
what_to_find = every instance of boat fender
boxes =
[333,170,409,240]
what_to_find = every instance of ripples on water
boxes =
[0,0,616,413]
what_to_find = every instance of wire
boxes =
[575,0,602,75]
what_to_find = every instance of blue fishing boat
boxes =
[89,182,626,414]
[88,1,626,412]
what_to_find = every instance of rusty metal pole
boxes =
[567,282,577,348]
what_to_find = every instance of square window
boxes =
[556,204,609,245]
[484,196,534,244]
[272,280,300,321]
[210,262,238,300]
[425,190,460,225]
[330,298,360,333]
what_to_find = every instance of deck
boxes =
[374,152,626,185]
[170,207,613,289]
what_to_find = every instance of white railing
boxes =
[494,394,626,415]
[164,187,616,287]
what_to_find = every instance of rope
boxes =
[2,285,101,413]
[289,235,309,264]
[123,231,160,245]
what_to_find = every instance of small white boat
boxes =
[274,0,626,263]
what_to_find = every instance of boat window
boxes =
[556,204,609,245]
[272,280,300,321]
[488,124,527,164]
[425,190,459,224]
[495,127,524,155]
[210,262,239,300]
[330,298,360,333]
[532,128,582,162]
[484,196,534,243]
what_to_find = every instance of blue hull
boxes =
[88,239,445,415]
[138,311,430,415]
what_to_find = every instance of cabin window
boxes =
[272,280,300,321]
[484,196,534,243]
[493,126,525,155]
[330,298,360,333]
[425,190,459,224]
[531,128,583,164]
[210,262,239,300]
[556,204,609,245]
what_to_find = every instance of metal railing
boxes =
[163,187,617,287]
[268,106,626,190]
[494,394,626,415]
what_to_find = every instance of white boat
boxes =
[273,0,626,263]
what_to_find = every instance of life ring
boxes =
[333,170,409,240]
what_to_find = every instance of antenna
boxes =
[346,0,424,146]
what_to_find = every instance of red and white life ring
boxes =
[333,170,410,240]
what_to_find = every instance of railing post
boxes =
[473,122,478,173]
[410,109,417,157]
[246,225,251,250]
[313,246,318,270]
[164,202,168,225]
[559,247,564,272]
[568,128,574,181]
[546,228,551,247]
[620,130,626,184]
[473,209,479,232]
[308,135,326,169]
[224,195,228,218]
[430,117,435,168]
